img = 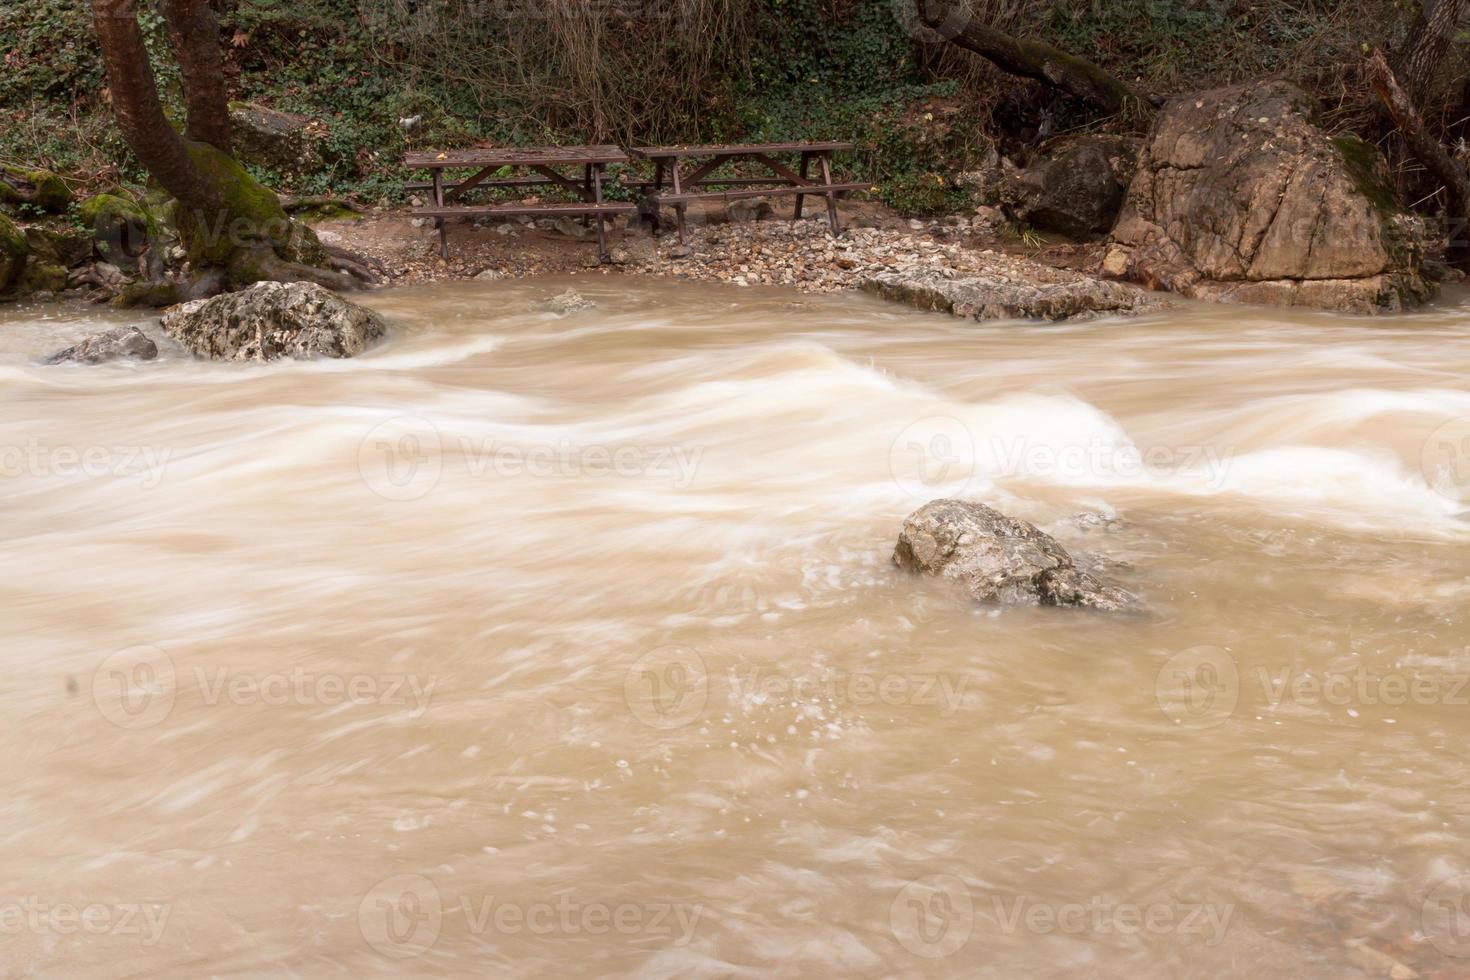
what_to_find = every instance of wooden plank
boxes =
[630,141,854,159]
[411,202,636,218]
[403,175,618,192]
[405,145,628,167]
[651,183,868,204]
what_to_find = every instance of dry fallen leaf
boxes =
[436,152,447,160]
[230,31,249,48]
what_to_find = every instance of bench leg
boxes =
[819,154,840,235]
[432,169,448,259]
[794,151,812,221]
[592,163,609,262]
[671,161,688,245]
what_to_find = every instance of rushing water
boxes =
[2,277,1469,978]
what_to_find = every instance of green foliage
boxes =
[0,0,1422,217]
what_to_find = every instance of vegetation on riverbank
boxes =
[0,0,1432,217]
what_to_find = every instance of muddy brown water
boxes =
[2,276,1469,978]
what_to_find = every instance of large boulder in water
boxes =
[160,281,385,361]
[894,499,1138,612]
[1109,80,1431,313]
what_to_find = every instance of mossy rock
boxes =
[26,170,71,212]
[0,213,28,292]
[79,192,154,267]
[112,280,185,309]
[15,260,68,296]
[1331,136,1399,216]
[23,226,93,268]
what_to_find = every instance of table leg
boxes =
[671,160,688,245]
[654,160,665,190]
[592,162,609,263]
[432,168,448,259]
[794,151,812,221]
[819,153,840,235]
[582,164,594,228]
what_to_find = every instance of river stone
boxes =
[228,101,329,175]
[895,499,1138,612]
[160,281,386,361]
[1110,79,1431,313]
[543,288,594,314]
[43,326,158,365]
[862,266,1155,321]
[1004,135,1142,238]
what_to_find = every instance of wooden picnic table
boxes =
[629,142,865,243]
[405,145,635,262]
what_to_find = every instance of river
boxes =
[2,276,1468,977]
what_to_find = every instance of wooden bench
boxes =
[630,142,864,242]
[404,145,630,262]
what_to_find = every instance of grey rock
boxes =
[725,197,774,223]
[895,499,1138,612]
[474,268,506,281]
[228,101,329,174]
[861,267,1156,321]
[43,326,158,365]
[1005,135,1142,238]
[160,282,386,361]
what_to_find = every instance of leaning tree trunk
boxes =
[1396,0,1470,113]
[916,0,1154,120]
[89,0,370,294]
[1368,49,1470,270]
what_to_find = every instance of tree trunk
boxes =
[1367,49,1470,270]
[1396,0,1470,112]
[89,0,372,292]
[160,0,233,152]
[89,0,214,211]
[917,0,1154,120]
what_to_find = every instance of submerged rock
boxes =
[894,499,1139,612]
[543,288,594,314]
[862,266,1155,321]
[160,281,386,361]
[1110,79,1430,313]
[43,326,158,365]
